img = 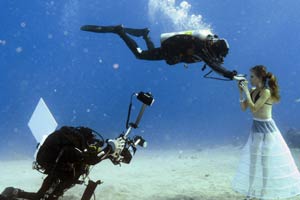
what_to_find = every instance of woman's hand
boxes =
[237,81,243,93]
[239,80,249,93]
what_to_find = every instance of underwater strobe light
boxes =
[133,135,147,148]
[136,92,155,106]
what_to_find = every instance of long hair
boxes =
[251,65,280,102]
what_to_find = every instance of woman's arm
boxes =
[239,92,248,111]
[244,89,271,113]
[238,81,248,111]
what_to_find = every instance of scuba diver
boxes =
[80,24,240,80]
[0,126,126,200]
[0,91,154,200]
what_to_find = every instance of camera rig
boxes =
[81,92,154,200]
[108,91,154,165]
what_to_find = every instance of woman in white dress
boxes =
[232,65,300,199]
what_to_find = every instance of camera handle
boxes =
[124,103,147,138]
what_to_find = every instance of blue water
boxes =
[1,0,300,158]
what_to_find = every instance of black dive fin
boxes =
[80,25,122,33]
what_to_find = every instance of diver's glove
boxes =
[107,137,126,159]
[1,187,22,199]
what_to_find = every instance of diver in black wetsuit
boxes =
[0,126,126,200]
[80,25,238,79]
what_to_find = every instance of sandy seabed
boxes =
[1,145,300,200]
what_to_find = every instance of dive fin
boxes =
[80,25,123,33]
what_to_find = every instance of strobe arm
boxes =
[126,92,154,136]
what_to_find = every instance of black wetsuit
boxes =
[2,126,109,200]
[80,25,237,79]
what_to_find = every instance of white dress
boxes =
[232,118,300,199]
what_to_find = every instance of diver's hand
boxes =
[108,137,126,156]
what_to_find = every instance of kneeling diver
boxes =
[0,91,154,200]
[0,126,126,200]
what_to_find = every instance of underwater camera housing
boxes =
[118,135,147,164]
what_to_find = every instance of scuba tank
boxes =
[160,29,214,43]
